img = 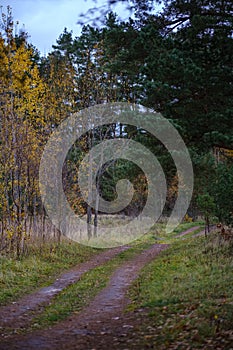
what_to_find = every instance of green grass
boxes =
[28,223,206,330]
[30,239,155,329]
[170,221,204,235]
[31,264,112,328]
[0,221,205,309]
[2,220,228,349]
[128,232,233,349]
[0,238,100,305]
[0,218,171,308]
[147,221,205,243]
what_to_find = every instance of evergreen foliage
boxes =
[0,1,232,254]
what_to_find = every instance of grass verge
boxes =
[148,221,205,243]
[128,231,233,349]
[0,238,100,305]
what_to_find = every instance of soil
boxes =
[174,225,201,237]
[0,245,130,330]
[175,225,216,239]
[0,227,205,350]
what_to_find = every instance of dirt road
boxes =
[0,243,168,349]
[0,226,206,349]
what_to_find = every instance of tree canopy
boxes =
[0,1,232,254]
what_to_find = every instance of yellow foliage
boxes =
[184,214,193,223]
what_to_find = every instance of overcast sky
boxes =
[0,0,128,55]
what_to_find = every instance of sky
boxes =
[0,0,128,55]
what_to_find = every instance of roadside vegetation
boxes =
[0,238,100,305]
[129,230,233,349]
[1,220,232,348]
[0,221,199,308]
